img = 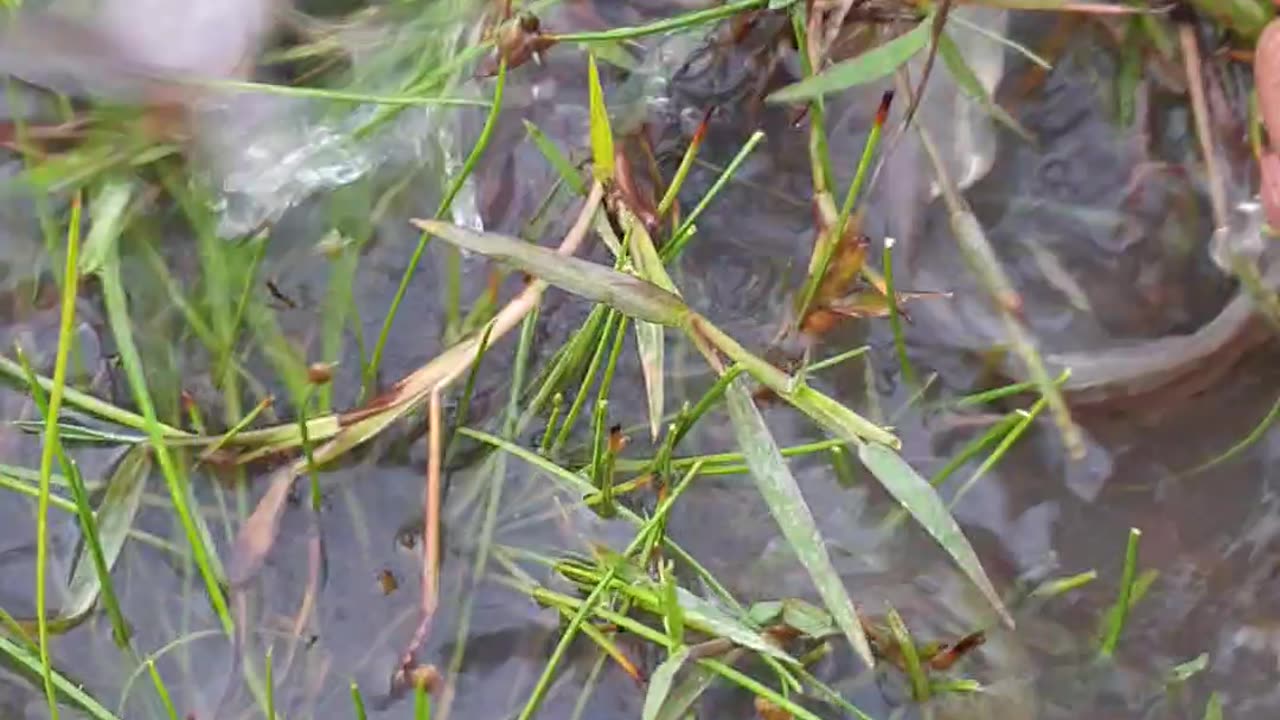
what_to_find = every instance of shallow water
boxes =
[0,2,1278,719]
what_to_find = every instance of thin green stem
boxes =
[365,60,507,394]
[550,0,767,42]
[35,195,83,720]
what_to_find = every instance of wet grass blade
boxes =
[146,660,179,720]
[0,635,122,720]
[1182,389,1280,477]
[524,120,588,194]
[365,59,507,393]
[98,240,233,634]
[768,16,933,103]
[351,682,368,720]
[550,0,767,42]
[587,53,614,182]
[886,607,929,701]
[59,447,148,641]
[937,31,1032,141]
[627,215,678,440]
[723,378,875,668]
[859,442,1013,627]
[411,220,688,325]
[642,647,691,720]
[1204,692,1223,720]
[34,195,83,720]
[1099,527,1142,659]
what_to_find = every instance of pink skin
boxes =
[1255,20,1280,227]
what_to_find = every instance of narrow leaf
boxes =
[0,635,122,720]
[642,647,691,720]
[588,53,615,181]
[60,446,149,625]
[768,18,933,103]
[627,215,677,439]
[858,442,1012,627]
[724,378,874,668]
[675,587,797,664]
[411,219,688,325]
[937,32,1033,141]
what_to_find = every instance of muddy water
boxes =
[0,3,1278,719]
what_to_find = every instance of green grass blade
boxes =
[60,447,148,641]
[523,120,588,194]
[34,195,83,720]
[411,220,688,325]
[859,442,1012,627]
[365,59,507,392]
[768,16,933,103]
[937,32,1033,141]
[723,378,874,668]
[886,607,929,701]
[642,647,691,720]
[1182,389,1280,477]
[587,53,614,182]
[1204,692,1223,720]
[551,0,767,42]
[98,250,233,634]
[1099,527,1142,658]
[627,215,678,440]
[0,635,122,720]
[351,682,368,720]
[146,661,179,720]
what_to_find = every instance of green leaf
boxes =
[642,647,691,720]
[674,587,798,664]
[858,442,1013,628]
[588,53,615,182]
[1204,692,1223,720]
[0,635,123,720]
[523,120,588,194]
[626,215,677,440]
[1167,653,1209,684]
[410,220,689,325]
[937,32,1033,142]
[58,446,149,629]
[768,17,933,103]
[581,39,638,72]
[724,378,875,668]
[79,180,133,277]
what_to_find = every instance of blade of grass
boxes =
[146,661,179,720]
[550,0,768,42]
[524,122,588,195]
[723,378,874,668]
[1099,527,1142,659]
[860,441,1013,627]
[587,53,614,182]
[642,647,691,720]
[886,607,929,701]
[351,682,369,720]
[768,16,933,103]
[364,59,507,393]
[661,131,765,262]
[34,194,83,720]
[0,635,122,720]
[1182,389,1280,477]
[57,449,146,642]
[97,241,233,634]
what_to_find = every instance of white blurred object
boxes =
[0,0,278,98]
[917,5,1007,197]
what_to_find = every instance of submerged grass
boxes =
[0,1,1246,719]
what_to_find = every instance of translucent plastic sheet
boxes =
[0,1,485,237]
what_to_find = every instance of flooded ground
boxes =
[1,1,1278,718]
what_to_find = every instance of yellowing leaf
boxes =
[588,53,615,182]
